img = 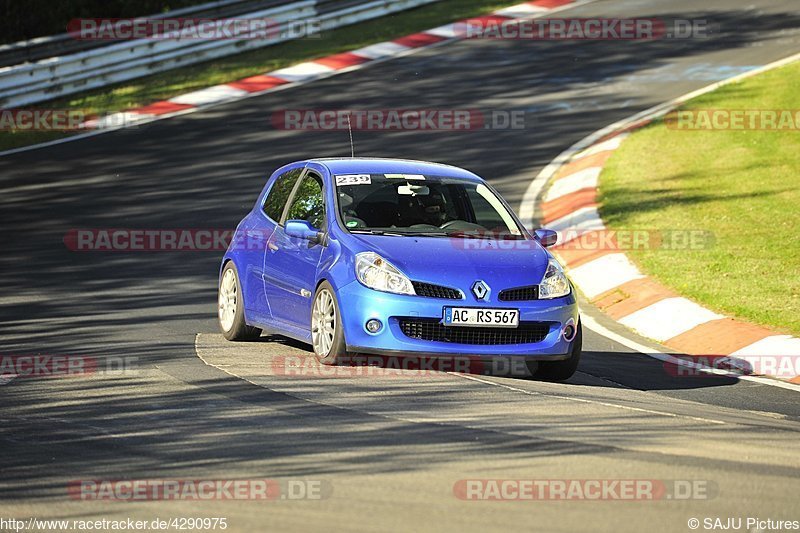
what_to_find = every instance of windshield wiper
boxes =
[392,231,450,237]
[446,231,525,240]
[349,229,405,236]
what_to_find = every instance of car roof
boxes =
[307,158,483,181]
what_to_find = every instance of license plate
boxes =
[443,307,519,328]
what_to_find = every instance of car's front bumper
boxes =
[337,280,579,360]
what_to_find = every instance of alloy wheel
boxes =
[312,288,336,356]
[218,268,237,332]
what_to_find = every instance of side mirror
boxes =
[534,228,558,248]
[285,220,322,243]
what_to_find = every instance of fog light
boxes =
[366,319,382,333]
[563,323,576,342]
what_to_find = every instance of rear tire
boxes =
[532,321,582,382]
[312,281,349,365]
[218,262,262,341]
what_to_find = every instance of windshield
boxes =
[334,173,524,237]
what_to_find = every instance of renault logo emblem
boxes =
[471,280,490,300]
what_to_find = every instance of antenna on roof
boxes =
[346,112,354,158]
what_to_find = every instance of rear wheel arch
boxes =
[219,257,233,277]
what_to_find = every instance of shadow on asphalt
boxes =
[201,332,744,392]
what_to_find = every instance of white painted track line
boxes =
[450,373,727,425]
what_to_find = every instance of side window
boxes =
[286,174,325,229]
[263,168,302,222]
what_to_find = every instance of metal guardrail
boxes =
[0,0,440,107]
[0,0,292,68]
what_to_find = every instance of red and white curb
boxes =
[0,0,590,157]
[528,52,800,384]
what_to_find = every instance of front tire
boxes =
[218,262,262,341]
[312,281,349,365]
[532,321,582,381]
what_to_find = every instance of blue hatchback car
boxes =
[218,158,581,380]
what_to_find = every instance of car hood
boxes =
[349,234,550,290]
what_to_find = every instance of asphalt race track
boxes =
[2,0,800,531]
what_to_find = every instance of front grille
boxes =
[411,281,463,300]
[498,285,539,301]
[398,318,552,345]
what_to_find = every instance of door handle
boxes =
[268,242,279,252]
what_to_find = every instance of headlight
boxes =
[355,252,415,295]
[539,259,571,299]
